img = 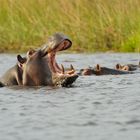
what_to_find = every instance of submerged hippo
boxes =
[0,33,78,87]
[115,62,140,71]
[79,64,132,76]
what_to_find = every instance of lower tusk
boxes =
[70,64,75,71]
[61,64,65,74]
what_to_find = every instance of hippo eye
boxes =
[27,49,36,56]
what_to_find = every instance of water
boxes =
[0,53,140,140]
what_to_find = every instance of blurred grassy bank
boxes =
[0,0,140,53]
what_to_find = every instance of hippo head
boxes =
[17,33,78,87]
[79,64,101,75]
[79,68,94,75]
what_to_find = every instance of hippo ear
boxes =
[122,66,129,71]
[116,63,121,69]
[96,64,101,71]
[17,55,27,68]
[17,55,26,64]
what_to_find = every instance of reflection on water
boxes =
[0,53,140,140]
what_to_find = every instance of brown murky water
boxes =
[0,53,140,140]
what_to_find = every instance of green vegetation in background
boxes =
[0,0,140,53]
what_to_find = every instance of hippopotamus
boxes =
[115,61,140,71]
[79,64,132,76]
[0,56,26,87]
[0,33,78,87]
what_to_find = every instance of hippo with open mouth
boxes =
[0,33,78,87]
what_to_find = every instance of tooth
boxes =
[70,64,74,70]
[61,64,65,74]
[66,64,75,75]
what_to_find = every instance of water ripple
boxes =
[0,53,140,140]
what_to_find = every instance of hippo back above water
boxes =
[79,64,133,76]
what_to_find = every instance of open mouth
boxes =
[47,40,76,76]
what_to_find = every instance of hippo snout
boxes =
[61,75,78,87]
[53,74,78,87]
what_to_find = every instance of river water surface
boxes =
[0,53,140,140]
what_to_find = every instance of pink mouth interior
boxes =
[48,40,75,76]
